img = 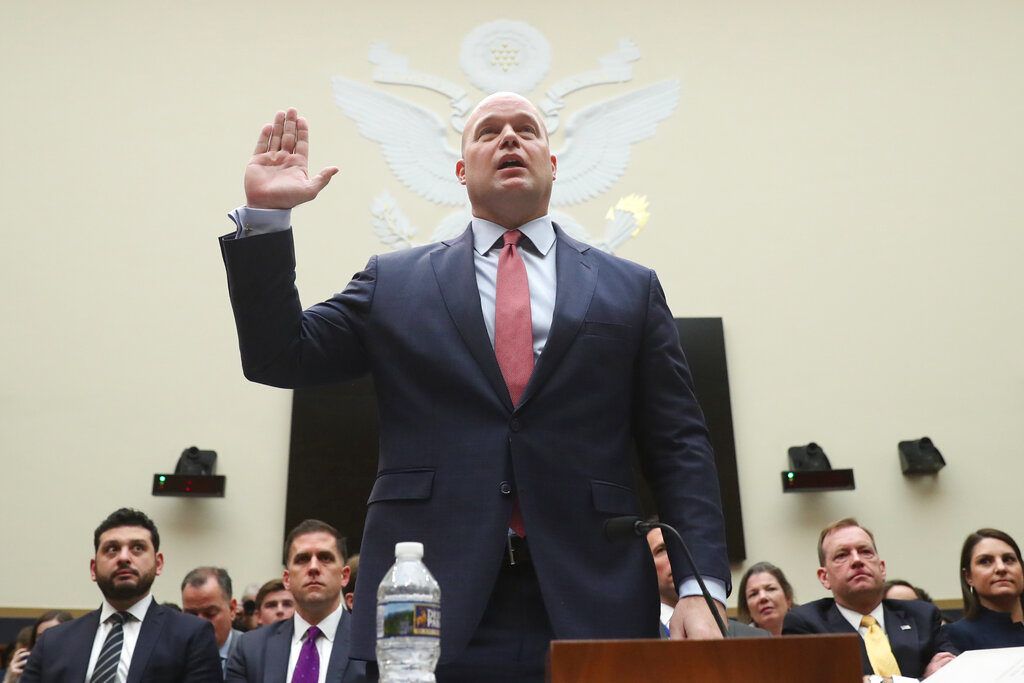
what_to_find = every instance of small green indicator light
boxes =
[787,472,795,480]
[159,476,166,482]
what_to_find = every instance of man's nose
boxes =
[498,124,521,147]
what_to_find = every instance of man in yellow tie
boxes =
[783,518,958,680]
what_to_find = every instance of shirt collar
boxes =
[292,603,344,644]
[471,215,555,256]
[836,600,885,632]
[99,593,152,623]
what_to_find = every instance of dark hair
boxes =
[883,579,934,603]
[343,554,360,598]
[736,562,795,625]
[960,528,1024,620]
[181,566,233,601]
[93,508,160,552]
[255,579,287,609]
[282,519,347,565]
[818,518,877,566]
[28,610,73,648]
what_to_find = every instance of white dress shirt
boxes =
[85,594,152,683]
[286,605,345,683]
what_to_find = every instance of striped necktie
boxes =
[90,612,128,683]
[861,615,901,677]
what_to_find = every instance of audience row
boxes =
[1,510,1021,682]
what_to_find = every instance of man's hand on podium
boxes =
[669,595,726,640]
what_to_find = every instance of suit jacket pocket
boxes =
[367,469,435,504]
[582,321,631,340]
[590,480,641,515]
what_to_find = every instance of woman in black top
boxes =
[944,528,1024,651]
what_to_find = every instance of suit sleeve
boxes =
[632,270,730,593]
[224,632,250,683]
[220,228,376,389]
[927,603,960,657]
[18,631,44,683]
[184,620,224,683]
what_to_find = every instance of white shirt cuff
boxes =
[678,577,727,606]
[228,206,291,238]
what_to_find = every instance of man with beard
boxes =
[783,518,957,679]
[21,508,222,683]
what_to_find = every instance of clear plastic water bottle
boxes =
[376,541,441,682]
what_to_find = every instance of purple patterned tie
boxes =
[291,625,322,683]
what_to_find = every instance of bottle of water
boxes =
[376,542,441,682]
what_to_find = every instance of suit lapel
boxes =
[825,602,872,673]
[883,601,918,676]
[68,609,103,681]
[431,226,514,411]
[325,610,352,682]
[518,226,596,407]
[264,619,293,683]
[127,601,165,683]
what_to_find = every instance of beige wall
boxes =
[2,1,1022,612]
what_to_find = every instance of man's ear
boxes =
[550,154,557,181]
[155,552,164,576]
[340,565,351,589]
[816,567,831,591]
[456,159,466,185]
[282,569,291,592]
[90,558,98,583]
[878,559,886,582]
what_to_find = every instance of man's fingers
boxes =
[269,110,285,153]
[310,166,340,193]
[253,123,273,155]
[294,116,310,159]
[281,108,298,154]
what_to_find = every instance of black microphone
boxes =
[604,515,729,638]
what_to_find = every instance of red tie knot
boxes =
[503,229,524,247]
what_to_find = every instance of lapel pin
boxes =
[900,625,912,630]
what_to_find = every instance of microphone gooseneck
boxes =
[603,515,729,638]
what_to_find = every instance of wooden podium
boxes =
[548,634,864,682]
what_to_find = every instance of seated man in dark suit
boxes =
[226,520,363,683]
[21,507,222,683]
[783,518,957,680]
[181,566,244,676]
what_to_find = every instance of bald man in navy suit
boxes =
[221,95,730,681]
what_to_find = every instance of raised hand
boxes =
[244,108,339,209]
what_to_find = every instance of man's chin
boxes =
[97,577,154,603]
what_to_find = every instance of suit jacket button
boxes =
[509,418,521,432]
[499,481,512,495]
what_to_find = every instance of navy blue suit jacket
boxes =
[220,225,729,663]
[20,600,221,683]
[783,598,958,678]
[225,612,362,682]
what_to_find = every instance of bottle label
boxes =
[377,601,441,639]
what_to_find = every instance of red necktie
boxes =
[494,229,534,405]
[494,229,533,537]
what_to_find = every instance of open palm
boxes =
[244,108,338,209]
